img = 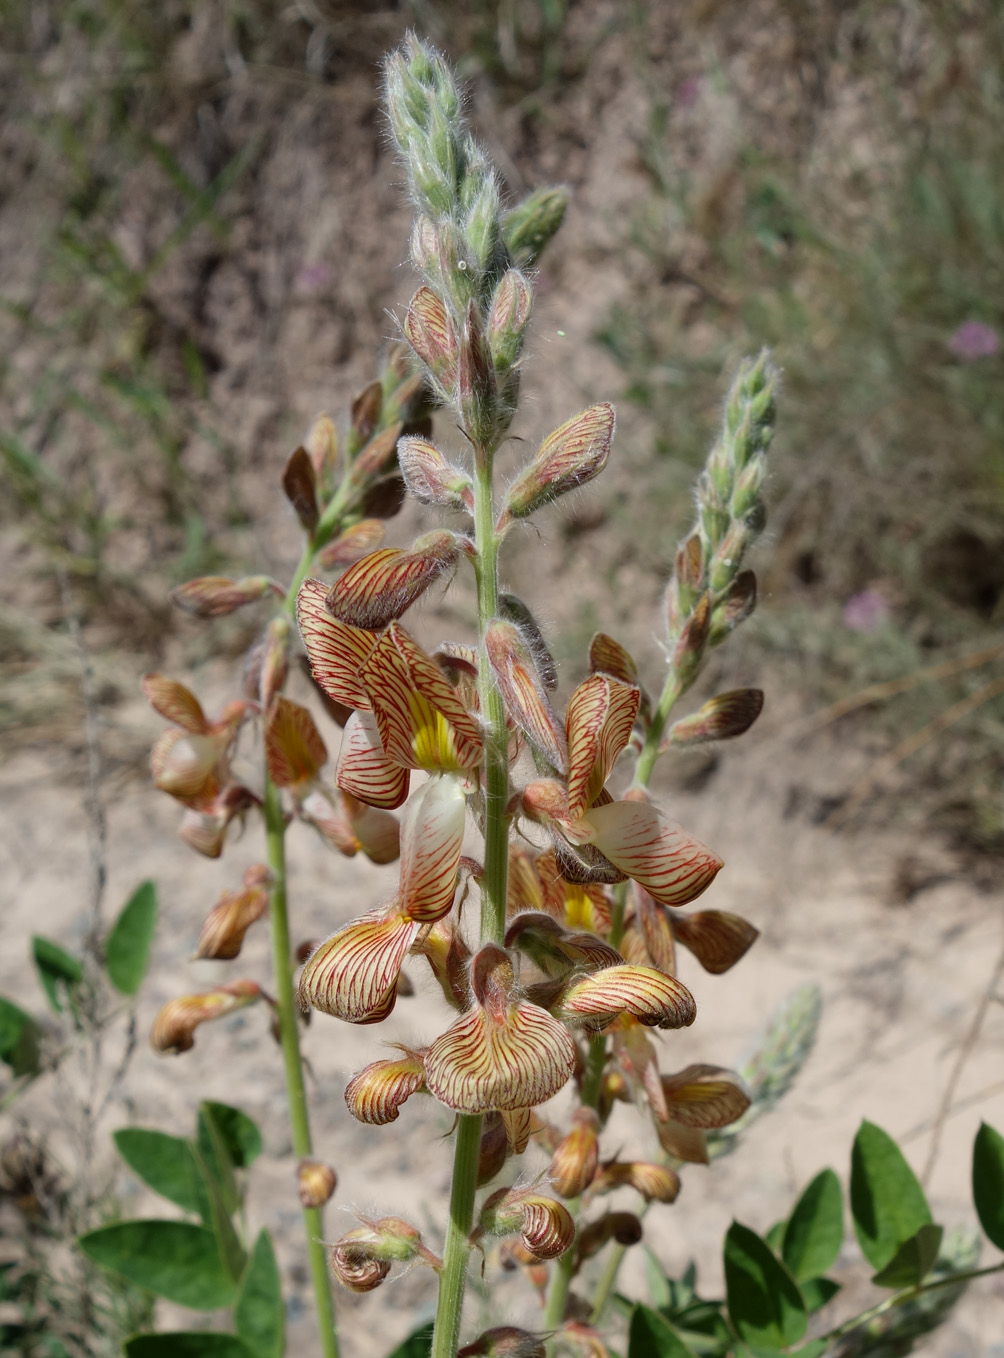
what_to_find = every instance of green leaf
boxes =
[799,1276,841,1312]
[782,1169,843,1282]
[764,1220,785,1254]
[124,1337,255,1358]
[973,1122,1004,1250]
[235,1231,284,1358]
[644,1245,673,1309]
[113,1129,210,1220]
[78,1220,237,1309]
[31,937,83,1012]
[0,995,41,1076]
[850,1121,931,1270]
[198,1100,263,1169]
[105,881,157,995]
[385,1321,434,1357]
[870,1222,943,1289]
[191,1144,246,1282]
[723,1221,807,1349]
[628,1305,698,1357]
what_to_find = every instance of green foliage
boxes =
[235,1232,284,1358]
[781,1169,843,1283]
[385,1322,435,1357]
[78,1221,238,1310]
[105,881,158,995]
[972,1121,1004,1250]
[198,1100,264,1170]
[0,994,42,1077]
[627,1304,697,1357]
[31,937,82,1012]
[722,1221,807,1349]
[125,1337,256,1357]
[113,1128,209,1219]
[850,1121,932,1272]
[869,1223,943,1290]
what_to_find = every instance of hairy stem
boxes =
[822,1261,1004,1342]
[431,445,509,1356]
[632,672,682,790]
[264,774,339,1358]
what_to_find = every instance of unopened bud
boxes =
[344,1049,426,1125]
[478,1187,574,1261]
[477,1112,509,1185]
[403,286,459,392]
[260,616,290,709]
[297,1158,337,1207]
[709,570,757,644]
[671,593,711,685]
[324,530,460,630]
[498,403,614,526]
[458,301,497,446]
[171,575,278,618]
[464,171,501,272]
[399,435,473,511]
[194,865,270,960]
[282,446,319,533]
[306,414,339,496]
[668,689,764,747]
[709,519,750,593]
[730,451,765,521]
[317,519,386,571]
[410,215,440,272]
[347,381,383,458]
[329,1215,439,1292]
[548,1108,600,1198]
[576,1211,642,1261]
[502,186,569,268]
[458,1326,547,1358]
[151,980,261,1054]
[487,269,533,372]
[592,1159,680,1204]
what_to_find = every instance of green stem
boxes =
[432,1114,483,1358]
[589,1241,628,1325]
[431,444,510,1357]
[264,775,339,1358]
[821,1261,1004,1343]
[632,672,682,789]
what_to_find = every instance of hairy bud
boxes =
[297,1158,337,1208]
[488,269,533,373]
[502,186,569,268]
[478,1187,574,1260]
[498,403,614,527]
[171,575,279,618]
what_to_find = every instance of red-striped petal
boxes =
[297,904,418,1025]
[580,801,722,906]
[336,711,410,809]
[424,998,576,1113]
[142,673,208,734]
[498,403,615,526]
[587,633,639,687]
[360,622,483,772]
[297,576,375,711]
[325,532,459,631]
[264,696,328,789]
[565,675,640,821]
[399,774,467,922]
[486,619,567,772]
[344,1049,427,1124]
[558,965,695,1030]
[670,909,759,974]
[500,1106,533,1155]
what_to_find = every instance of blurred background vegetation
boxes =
[2,1,1004,1352]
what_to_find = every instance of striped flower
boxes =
[424,944,576,1114]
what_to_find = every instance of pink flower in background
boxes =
[298,261,332,292]
[675,76,702,110]
[843,589,891,634]
[948,320,1000,361]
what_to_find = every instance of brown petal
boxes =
[548,1108,600,1198]
[660,1064,751,1129]
[670,909,759,974]
[558,965,696,1031]
[318,519,386,570]
[633,886,677,974]
[282,445,319,532]
[668,689,764,747]
[142,674,209,734]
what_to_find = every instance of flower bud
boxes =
[399,435,473,511]
[591,1159,680,1204]
[194,865,270,960]
[403,285,459,392]
[297,1158,337,1208]
[344,1049,426,1124]
[458,1327,546,1358]
[348,380,382,457]
[487,269,533,372]
[306,413,338,496]
[329,1216,439,1292]
[709,569,757,644]
[498,403,614,527]
[325,531,460,631]
[151,979,261,1054]
[170,575,278,618]
[730,451,765,520]
[668,689,764,748]
[548,1108,600,1198]
[478,1187,574,1261]
[317,518,386,571]
[576,1211,642,1260]
[502,186,569,268]
[709,519,750,593]
[477,1112,509,1185]
[329,1241,390,1293]
[464,171,501,272]
[671,593,711,686]
[457,301,497,447]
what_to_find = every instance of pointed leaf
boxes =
[800,1277,841,1312]
[782,1169,843,1283]
[235,1230,284,1358]
[113,1129,208,1219]
[78,1220,237,1309]
[850,1120,931,1270]
[296,576,375,711]
[199,1101,263,1170]
[870,1223,943,1288]
[197,1103,239,1217]
[723,1221,807,1348]
[105,881,158,996]
[0,994,42,1076]
[628,1304,698,1357]
[32,936,82,1011]
[124,1338,255,1358]
[973,1121,1004,1250]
